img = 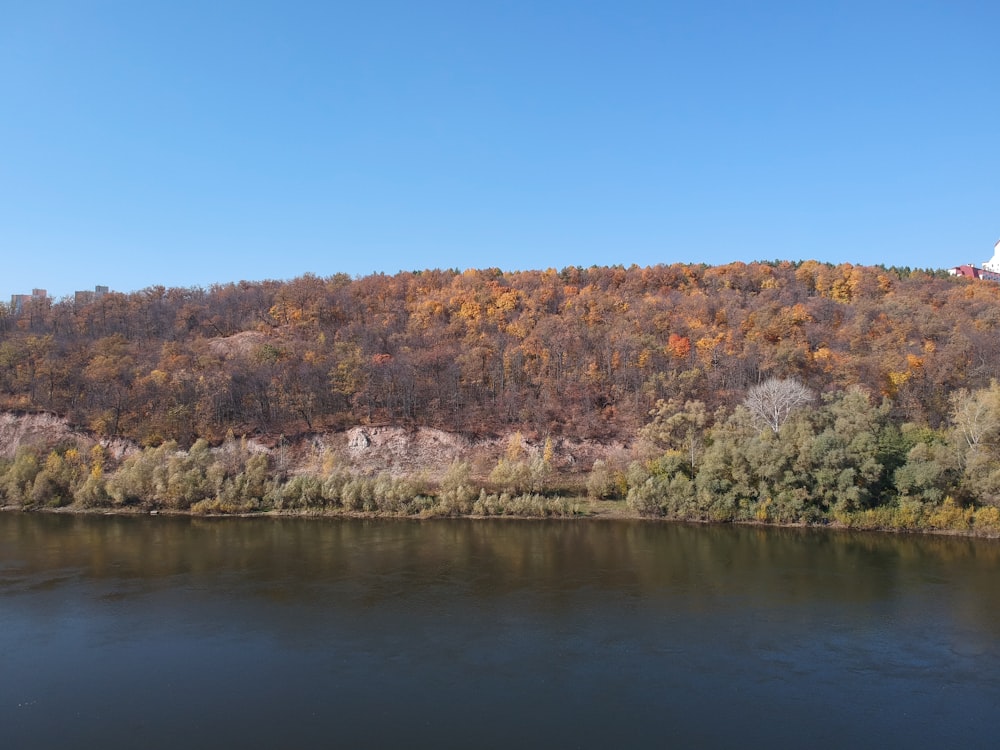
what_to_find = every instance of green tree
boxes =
[693,406,760,521]
[640,399,708,469]
[894,430,959,505]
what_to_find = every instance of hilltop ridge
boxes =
[0,260,988,447]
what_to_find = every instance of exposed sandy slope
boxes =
[0,412,631,482]
[304,425,631,481]
[0,412,94,459]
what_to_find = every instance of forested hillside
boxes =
[1,261,995,445]
[6,260,1000,532]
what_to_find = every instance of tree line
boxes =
[1,261,996,447]
[624,379,1000,534]
[4,377,1000,534]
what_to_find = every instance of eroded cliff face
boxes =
[308,426,628,480]
[0,412,95,460]
[0,412,627,481]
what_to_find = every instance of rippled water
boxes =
[2,513,999,748]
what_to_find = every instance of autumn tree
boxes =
[3,262,1000,447]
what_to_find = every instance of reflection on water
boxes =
[2,513,999,748]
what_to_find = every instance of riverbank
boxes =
[5,498,999,539]
[3,412,1000,538]
[0,497,633,520]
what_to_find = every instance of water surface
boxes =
[2,514,998,748]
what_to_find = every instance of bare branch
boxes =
[744,377,814,432]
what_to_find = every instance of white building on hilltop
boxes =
[950,238,1000,281]
[983,239,1000,273]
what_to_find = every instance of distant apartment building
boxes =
[8,285,111,314]
[75,285,110,305]
[10,288,48,313]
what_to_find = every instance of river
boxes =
[2,513,998,748]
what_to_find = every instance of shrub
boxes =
[75,471,110,508]
[277,475,324,509]
[1,448,42,505]
[974,505,1000,535]
[626,477,666,517]
[586,459,616,499]
[213,453,272,511]
[436,460,478,513]
[471,491,574,517]
[925,497,973,532]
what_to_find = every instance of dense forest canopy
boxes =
[0,260,992,447]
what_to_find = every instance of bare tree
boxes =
[950,383,1000,450]
[744,377,814,432]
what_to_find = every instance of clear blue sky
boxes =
[2,0,997,301]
